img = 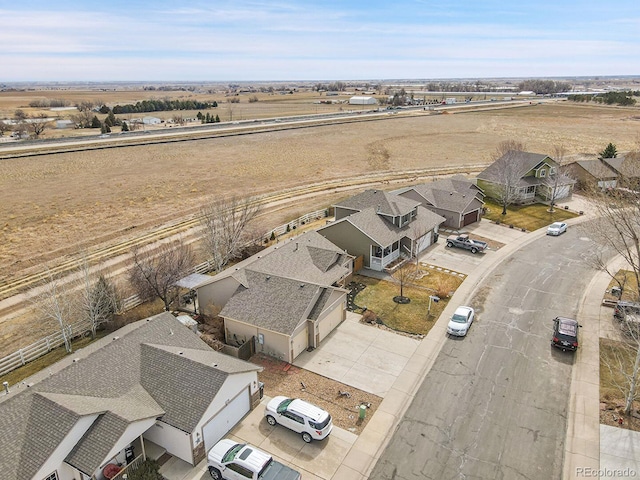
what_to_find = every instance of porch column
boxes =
[140,434,146,461]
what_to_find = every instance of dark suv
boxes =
[551,317,580,352]
[614,301,640,320]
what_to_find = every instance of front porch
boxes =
[370,241,400,271]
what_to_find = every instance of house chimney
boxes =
[3,381,8,394]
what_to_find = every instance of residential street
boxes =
[370,225,603,479]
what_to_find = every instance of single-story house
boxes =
[0,312,262,480]
[394,175,485,229]
[142,116,162,125]
[566,158,619,190]
[349,96,377,105]
[317,189,445,271]
[567,154,640,191]
[477,151,575,204]
[182,231,354,364]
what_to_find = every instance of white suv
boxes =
[264,396,332,442]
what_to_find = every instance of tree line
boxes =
[110,99,218,114]
[568,91,638,106]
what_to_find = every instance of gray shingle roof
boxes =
[572,159,617,179]
[334,189,420,216]
[403,176,484,214]
[194,231,352,288]
[219,270,329,335]
[477,151,551,183]
[329,205,445,247]
[0,312,260,480]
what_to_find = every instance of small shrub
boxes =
[270,231,275,240]
[361,310,378,324]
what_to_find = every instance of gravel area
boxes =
[250,353,382,435]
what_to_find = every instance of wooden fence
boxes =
[0,208,330,378]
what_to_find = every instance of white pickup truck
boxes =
[207,439,301,480]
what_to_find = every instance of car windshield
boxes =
[276,398,294,414]
[452,313,468,323]
[222,443,245,463]
[550,223,561,229]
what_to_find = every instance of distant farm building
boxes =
[349,96,377,105]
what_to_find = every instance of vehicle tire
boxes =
[266,415,277,426]
[471,247,478,254]
[302,432,313,443]
[209,466,222,480]
[446,242,453,248]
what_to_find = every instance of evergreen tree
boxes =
[205,112,211,123]
[104,111,116,127]
[599,143,618,159]
[91,116,102,128]
[196,111,203,120]
[215,114,220,123]
[121,121,129,132]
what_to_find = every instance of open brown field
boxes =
[1,102,639,284]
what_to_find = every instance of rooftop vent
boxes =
[3,381,8,394]
[72,358,80,363]
[113,336,119,341]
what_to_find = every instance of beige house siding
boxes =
[198,276,241,314]
[318,221,376,268]
[225,318,294,362]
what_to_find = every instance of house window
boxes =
[526,186,535,194]
[539,169,547,177]
[550,167,556,175]
[43,473,59,480]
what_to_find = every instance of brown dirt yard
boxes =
[2,102,639,281]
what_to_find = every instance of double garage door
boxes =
[318,305,344,343]
[203,388,250,452]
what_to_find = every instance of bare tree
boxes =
[200,196,261,273]
[494,139,525,159]
[31,268,74,353]
[492,149,526,215]
[77,258,119,338]
[391,264,417,303]
[586,155,640,415]
[0,120,10,136]
[26,113,51,138]
[543,145,570,213]
[129,238,194,311]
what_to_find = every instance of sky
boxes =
[0,1,638,82]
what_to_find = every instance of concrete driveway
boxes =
[161,396,358,480]
[293,312,421,397]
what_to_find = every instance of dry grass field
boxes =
[1,101,639,283]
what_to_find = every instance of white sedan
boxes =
[447,306,475,337]
[547,222,568,236]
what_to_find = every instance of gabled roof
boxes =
[400,176,484,214]
[321,205,445,247]
[602,155,640,178]
[0,312,261,480]
[334,189,420,217]
[477,151,553,183]
[571,159,618,179]
[193,230,352,288]
[219,270,341,335]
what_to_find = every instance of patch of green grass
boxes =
[482,198,578,231]
[353,267,463,334]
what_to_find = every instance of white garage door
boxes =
[203,388,250,452]
[554,185,571,199]
[415,233,432,253]
[292,328,308,359]
[318,305,344,342]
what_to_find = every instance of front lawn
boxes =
[351,266,464,335]
[482,198,578,231]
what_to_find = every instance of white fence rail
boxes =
[0,319,92,378]
[0,208,330,378]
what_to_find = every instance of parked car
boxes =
[551,317,580,351]
[546,222,568,236]
[614,300,640,320]
[207,439,301,480]
[446,306,475,337]
[446,234,488,254]
[265,396,332,442]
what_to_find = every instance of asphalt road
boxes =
[370,226,603,479]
